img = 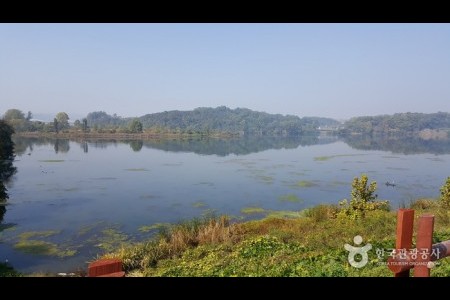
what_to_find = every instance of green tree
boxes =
[26,111,33,121]
[440,177,450,208]
[0,120,15,223]
[350,174,378,203]
[82,118,88,132]
[3,109,28,132]
[3,109,25,121]
[74,119,81,129]
[53,118,59,133]
[0,120,15,160]
[55,112,70,130]
[129,119,143,133]
[338,174,388,220]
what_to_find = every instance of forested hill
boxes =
[342,112,450,136]
[88,107,340,136]
[138,107,339,135]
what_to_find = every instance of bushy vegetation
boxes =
[1,172,446,277]
[0,120,14,160]
[338,174,389,220]
[0,262,22,277]
[103,198,450,277]
[0,120,15,222]
[101,174,450,277]
[440,177,450,208]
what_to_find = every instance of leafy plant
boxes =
[440,177,450,208]
[338,174,389,220]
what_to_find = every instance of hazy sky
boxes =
[1,23,449,120]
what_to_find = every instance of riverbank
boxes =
[3,198,450,277]
[100,198,450,277]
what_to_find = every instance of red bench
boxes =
[88,258,125,277]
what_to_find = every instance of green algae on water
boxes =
[138,223,171,233]
[192,201,207,208]
[295,180,318,188]
[278,194,302,203]
[14,230,77,257]
[241,207,266,214]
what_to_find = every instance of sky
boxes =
[1,23,449,121]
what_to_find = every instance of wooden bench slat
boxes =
[96,271,126,277]
[88,258,124,277]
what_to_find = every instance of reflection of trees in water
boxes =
[13,137,67,156]
[80,141,88,153]
[138,134,334,156]
[13,135,341,157]
[343,135,450,155]
[89,140,117,149]
[53,139,70,153]
[129,140,143,152]
[13,137,72,155]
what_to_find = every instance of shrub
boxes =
[338,174,389,220]
[440,177,450,208]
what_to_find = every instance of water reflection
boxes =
[343,135,450,155]
[14,134,337,156]
[135,135,332,156]
[54,139,70,154]
[81,141,88,153]
[129,140,143,152]
[12,134,450,156]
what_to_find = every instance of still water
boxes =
[1,135,450,273]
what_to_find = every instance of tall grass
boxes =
[103,215,238,271]
[104,198,450,277]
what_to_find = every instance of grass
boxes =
[95,228,129,252]
[102,197,450,277]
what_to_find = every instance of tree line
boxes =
[340,112,450,136]
[2,109,143,134]
[2,107,339,136]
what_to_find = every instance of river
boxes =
[1,135,450,273]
